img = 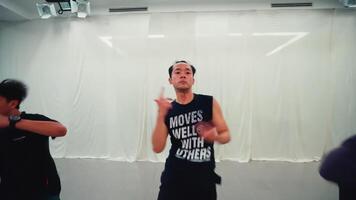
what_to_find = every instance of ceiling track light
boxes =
[36,3,57,19]
[36,0,90,18]
[339,0,356,8]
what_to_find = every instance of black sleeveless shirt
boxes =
[164,94,216,171]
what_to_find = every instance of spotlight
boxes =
[36,3,57,19]
[36,0,90,19]
[339,0,356,8]
[76,0,90,18]
[70,0,78,13]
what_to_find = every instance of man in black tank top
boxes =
[152,61,231,200]
[0,79,67,200]
[319,135,356,200]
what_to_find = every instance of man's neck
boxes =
[7,109,21,116]
[175,91,194,105]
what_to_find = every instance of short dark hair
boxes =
[168,60,196,78]
[0,79,27,109]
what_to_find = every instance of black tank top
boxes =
[164,94,215,171]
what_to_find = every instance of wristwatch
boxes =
[8,115,22,128]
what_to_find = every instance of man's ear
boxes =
[8,100,19,109]
[168,77,172,85]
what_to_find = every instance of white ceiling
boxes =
[0,0,345,22]
[0,3,27,21]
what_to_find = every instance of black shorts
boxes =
[157,169,220,200]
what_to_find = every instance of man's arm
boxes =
[151,90,171,153]
[152,113,169,153]
[211,98,231,144]
[0,115,67,137]
[16,120,67,137]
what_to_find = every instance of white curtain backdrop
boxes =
[0,9,355,162]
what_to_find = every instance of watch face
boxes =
[9,115,21,121]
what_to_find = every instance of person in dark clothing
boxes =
[319,135,356,200]
[0,79,67,200]
[152,61,231,200]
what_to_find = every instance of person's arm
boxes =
[152,112,169,153]
[0,115,67,137]
[15,119,67,137]
[211,98,231,144]
[151,91,171,153]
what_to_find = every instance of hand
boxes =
[0,115,9,128]
[196,121,218,143]
[202,128,218,143]
[154,87,172,117]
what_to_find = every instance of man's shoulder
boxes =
[195,93,213,99]
[195,93,213,102]
[21,112,56,122]
[342,135,356,151]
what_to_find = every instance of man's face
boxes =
[169,63,195,92]
[0,96,17,115]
